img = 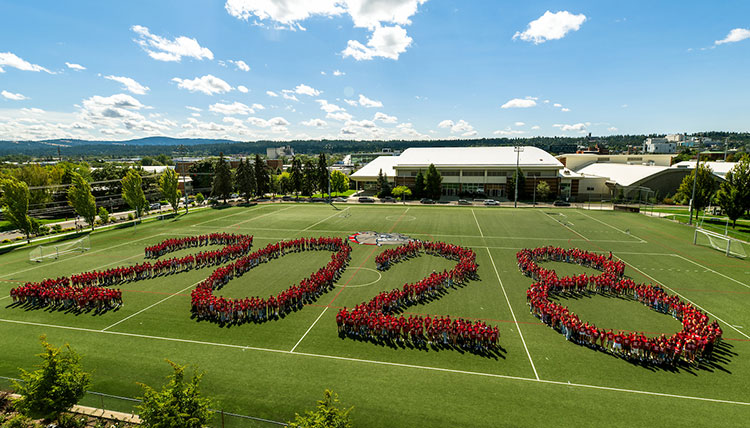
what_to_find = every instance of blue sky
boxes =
[0,0,749,142]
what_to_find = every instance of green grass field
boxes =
[1,203,749,427]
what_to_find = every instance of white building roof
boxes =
[576,163,672,187]
[395,146,562,168]
[350,156,399,180]
[672,161,737,178]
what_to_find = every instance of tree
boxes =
[13,164,52,210]
[413,171,425,199]
[122,169,148,219]
[302,160,317,196]
[278,171,293,195]
[0,177,34,241]
[254,154,270,197]
[715,185,743,228]
[536,181,551,201]
[137,361,212,428]
[424,163,442,200]
[506,169,526,200]
[330,170,349,196]
[729,155,750,215]
[235,158,256,201]
[67,172,97,230]
[317,153,329,196]
[676,164,716,223]
[159,168,181,214]
[391,185,412,203]
[187,159,215,194]
[376,169,391,198]
[212,153,233,203]
[290,157,304,198]
[195,193,205,205]
[288,389,353,428]
[98,206,110,224]
[13,336,91,420]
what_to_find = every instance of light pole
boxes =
[689,153,701,226]
[532,174,537,206]
[513,146,524,208]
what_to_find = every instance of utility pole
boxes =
[514,145,524,208]
[689,153,700,225]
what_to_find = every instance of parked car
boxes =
[484,199,499,206]
[380,196,396,203]
[311,197,325,202]
[553,200,571,207]
[457,199,471,205]
[149,203,161,210]
[420,198,436,204]
[281,195,293,201]
[358,197,375,203]
[332,197,347,202]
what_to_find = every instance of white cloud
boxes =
[374,112,397,123]
[553,123,587,132]
[553,103,562,108]
[0,52,52,73]
[342,25,413,60]
[320,71,326,75]
[514,121,525,126]
[543,100,550,104]
[438,119,474,134]
[561,107,570,112]
[246,116,290,128]
[80,94,145,126]
[1,90,27,101]
[715,28,750,45]
[281,90,299,101]
[608,127,618,132]
[317,99,345,113]
[65,62,86,71]
[494,128,525,136]
[294,83,321,96]
[21,107,45,114]
[172,75,232,95]
[266,91,279,97]
[209,101,255,115]
[344,99,358,106]
[327,111,353,122]
[462,130,478,137]
[333,70,345,76]
[301,118,327,127]
[229,59,251,71]
[104,75,150,95]
[237,85,249,93]
[513,11,587,44]
[131,25,214,62]
[531,125,540,130]
[185,106,202,112]
[501,98,537,109]
[358,94,383,107]
[252,103,265,110]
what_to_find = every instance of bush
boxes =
[195,193,205,205]
[127,213,134,221]
[137,361,212,428]
[2,239,10,244]
[56,414,87,428]
[51,224,62,233]
[1,414,37,428]
[37,225,50,236]
[98,207,109,224]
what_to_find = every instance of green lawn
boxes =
[0,203,749,427]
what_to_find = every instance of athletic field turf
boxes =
[1,203,749,427]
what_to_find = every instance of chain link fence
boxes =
[0,375,287,427]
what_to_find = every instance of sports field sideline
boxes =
[1,203,749,427]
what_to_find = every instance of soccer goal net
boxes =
[29,235,91,262]
[693,228,747,258]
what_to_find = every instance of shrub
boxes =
[98,207,109,224]
[51,224,62,233]
[127,213,134,221]
[1,414,37,428]
[56,414,87,428]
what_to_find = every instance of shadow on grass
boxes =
[7,300,121,316]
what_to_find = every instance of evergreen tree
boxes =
[376,169,391,198]
[413,170,425,199]
[507,169,526,200]
[0,176,34,241]
[254,154,270,197]
[158,168,181,214]
[187,159,215,193]
[235,158,256,201]
[212,153,233,203]
[121,169,147,218]
[14,336,91,420]
[676,164,716,223]
[424,163,442,200]
[317,153,330,196]
[67,172,97,230]
[290,157,303,198]
[137,361,212,428]
[289,389,353,428]
[302,160,317,196]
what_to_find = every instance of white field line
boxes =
[191,204,268,227]
[615,256,750,340]
[672,254,750,290]
[577,210,647,243]
[471,209,484,237]
[540,210,591,241]
[1,234,161,279]
[228,205,295,228]
[1,317,747,407]
[290,307,328,352]
[486,248,539,380]
[100,280,202,332]
[299,207,351,232]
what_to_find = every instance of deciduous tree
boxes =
[137,361,212,428]
[289,389,353,428]
[159,168,181,214]
[122,169,147,218]
[0,176,34,241]
[330,170,349,196]
[676,164,716,223]
[67,172,97,230]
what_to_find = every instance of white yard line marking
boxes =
[616,256,750,340]
[100,281,201,332]
[471,209,484,237]
[290,307,328,353]
[541,210,591,241]
[672,254,750,290]
[228,205,295,228]
[1,317,746,407]
[299,207,351,232]
[191,204,268,227]
[486,248,539,380]
[577,210,646,243]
